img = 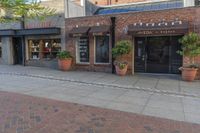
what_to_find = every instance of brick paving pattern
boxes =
[0,91,200,133]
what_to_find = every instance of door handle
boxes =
[142,55,145,61]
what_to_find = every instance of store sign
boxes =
[72,34,84,37]
[134,29,188,36]
[78,39,89,62]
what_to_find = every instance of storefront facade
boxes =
[0,26,63,69]
[65,6,200,79]
[0,0,65,69]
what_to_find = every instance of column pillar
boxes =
[184,0,195,7]
[2,37,14,65]
[132,37,135,75]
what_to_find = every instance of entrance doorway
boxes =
[134,36,182,74]
[13,37,23,65]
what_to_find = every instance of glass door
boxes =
[146,36,170,73]
[13,37,23,65]
[134,36,182,74]
[134,37,146,72]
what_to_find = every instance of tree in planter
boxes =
[0,0,55,65]
[112,40,132,76]
[177,32,200,81]
[57,51,73,71]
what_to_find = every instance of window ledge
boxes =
[76,63,90,65]
[94,63,111,66]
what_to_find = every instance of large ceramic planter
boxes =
[115,65,128,76]
[58,58,72,71]
[180,67,198,81]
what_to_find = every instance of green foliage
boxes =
[0,0,56,22]
[57,51,72,60]
[112,40,132,58]
[177,32,200,64]
[114,61,128,69]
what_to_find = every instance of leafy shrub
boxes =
[112,40,132,59]
[114,61,128,69]
[57,51,72,59]
[177,32,200,67]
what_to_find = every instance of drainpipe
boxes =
[111,17,116,73]
[21,15,26,66]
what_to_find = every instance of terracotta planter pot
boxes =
[115,65,128,76]
[180,67,198,82]
[58,58,72,71]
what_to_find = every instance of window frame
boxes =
[28,38,61,60]
[75,37,90,64]
[94,35,111,65]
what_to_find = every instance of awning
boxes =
[16,28,61,35]
[128,21,189,36]
[69,27,90,37]
[0,27,61,36]
[0,30,15,36]
[89,25,110,35]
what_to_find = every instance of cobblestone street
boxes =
[0,91,200,133]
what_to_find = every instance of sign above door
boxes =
[128,19,189,36]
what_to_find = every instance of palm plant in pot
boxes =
[112,40,132,76]
[57,51,73,71]
[177,32,200,81]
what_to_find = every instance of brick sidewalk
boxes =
[0,91,199,133]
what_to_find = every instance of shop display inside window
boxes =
[95,36,109,63]
[29,39,61,60]
[0,41,2,58]
[76,37,89,63]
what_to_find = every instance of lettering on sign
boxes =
[78,41,89,62]
[25,21,56,29]
[73,34,83,37]
[134,29,188,35]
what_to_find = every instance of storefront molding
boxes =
[16,28,61,35]
[0,28,61,36]
[0,30,15,36]
[128,21,189,36]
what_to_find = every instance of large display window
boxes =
[95,35,109,64]
[0,39,2,58]
[28,39,61,60]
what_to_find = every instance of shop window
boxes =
[95,36,109,64]
[0,40,2,58]
[76,37,89,63]
[195,0,200,5]
[29,39,61,60]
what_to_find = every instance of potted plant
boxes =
[112,40,132,76]
[177,32,200,81]
[57,50,73,71]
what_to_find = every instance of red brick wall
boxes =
[89,0,146,5]
[66,7,200,78]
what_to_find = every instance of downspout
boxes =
[21,15,26,66]
[66,0,69,18]
[111,17,116,73]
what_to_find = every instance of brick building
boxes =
[0,0,65,69]
[89,0,146,5]
[89,0,197,6]
[65,6,200,79]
